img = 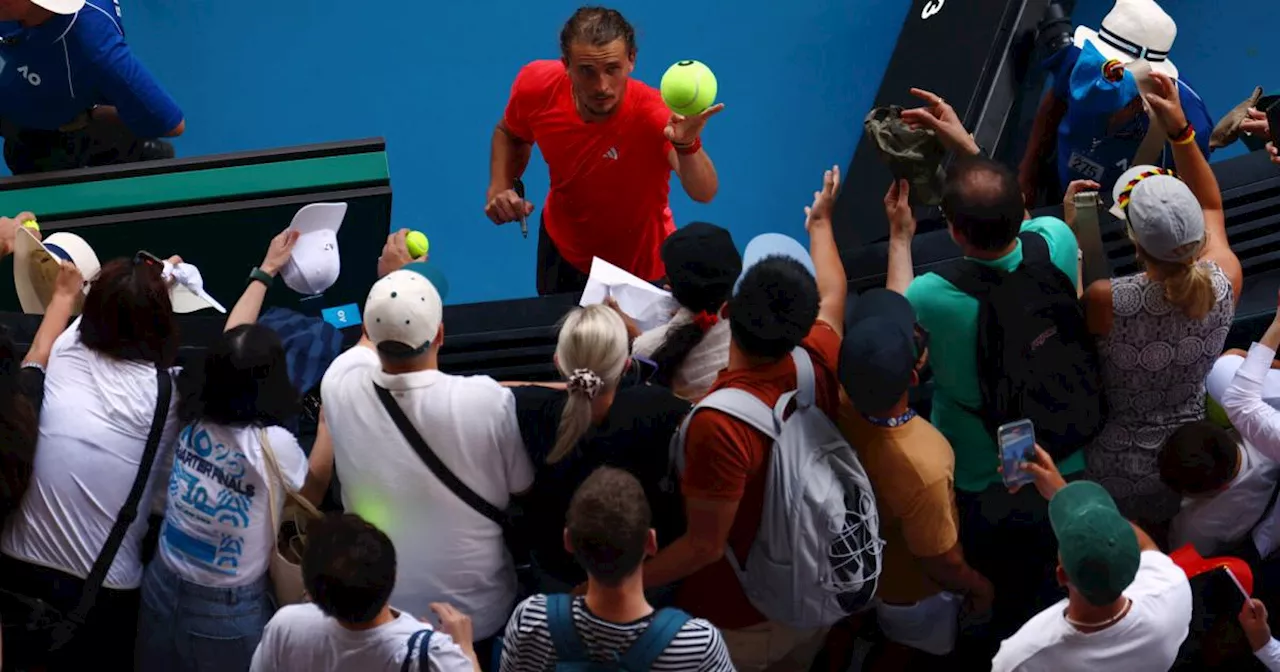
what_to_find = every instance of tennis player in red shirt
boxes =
[486,6,723,296]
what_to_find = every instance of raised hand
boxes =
[1062,179,1102,228]
[884,179,915,241]
[804,165,841,232]
[52,261,84,299]
[902,88,980,156]
[377,229,416,278]
[665,104,725,147]
[261,229,301,276]
[1141,71,1189,134]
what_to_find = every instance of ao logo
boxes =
[922,0,946,20]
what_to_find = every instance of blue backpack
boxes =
[401,628,434,672]
[545,594,690,671]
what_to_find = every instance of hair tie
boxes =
[1102,58,1126,83]
[567,368,604,399]
[691,310,719,332]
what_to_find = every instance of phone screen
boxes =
[998,420,1037,487]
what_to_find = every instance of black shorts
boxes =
[536,214,590,296]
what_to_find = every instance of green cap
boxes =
[1048,481,1140,606]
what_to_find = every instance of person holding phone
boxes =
[991,448,1192,672]
[485,6,722,296]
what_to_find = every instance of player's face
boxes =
[564,39,634,119]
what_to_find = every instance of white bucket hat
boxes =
[32,0,85,15]
[1073,0,1178,80]
[13,228,100,315]
[281,203,346,296]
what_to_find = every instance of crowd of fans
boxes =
[0,2,1278,672]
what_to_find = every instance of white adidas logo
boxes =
[603,147,619,160]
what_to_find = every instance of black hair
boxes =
[567,467,651,587]
[1159,421,1239,496]
[0,328,37,518]
[727,257,819,360]
[302,513,397,624]
[178,324,300,428]
[941,155,1025,252]
[560,6,636,59]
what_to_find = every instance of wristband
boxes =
[1169,122,1194,144]
[1172,129,1197,146]
[248,267,274,288]
[672,136,702,156]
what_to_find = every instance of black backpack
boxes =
[935,232,1106,461]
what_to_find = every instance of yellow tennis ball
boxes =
[406,230,429,259]
[22,219,38,231]
[660,60,717,116]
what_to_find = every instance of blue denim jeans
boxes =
[135,557,273,672]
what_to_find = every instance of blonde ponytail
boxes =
[1160,260,1216,320]
[548,305,629,464]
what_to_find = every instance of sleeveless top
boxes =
[1085,262,1234,525]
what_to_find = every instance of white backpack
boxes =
[672,347,883,629]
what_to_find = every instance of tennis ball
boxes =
[405,230,429,259]
[21,220,37,231]
[660,60,717,116]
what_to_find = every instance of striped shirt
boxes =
[499,595,735,671]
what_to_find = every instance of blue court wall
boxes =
[117,0,910,305]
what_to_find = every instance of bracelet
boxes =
[248,267,274,288]
[672,136,702,156]
[1169,122,1194,144]
[1172,129,1198,147]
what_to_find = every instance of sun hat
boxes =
[281,203,346,296]
[1073,0,1178,80]
[13,228,99,315]
[1110,164,1205,262]
[32,0,85,15]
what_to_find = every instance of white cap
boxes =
[32,0,85,15]
[165,262,226,314]
[13,229,100,315]
[364,270,443,358]
[281,203,346,296]
[1111,164,1205,262]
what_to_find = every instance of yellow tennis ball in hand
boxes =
[660,60,717,116]
[405,230,429,259]
[21,220,38,231]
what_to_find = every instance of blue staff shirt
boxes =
[1048,43,1213,194]
[0,0,181,137]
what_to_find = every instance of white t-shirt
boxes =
[321,347,535,640]
[991,551,1192,672]
[1,320,181,589]
[249,603,473,672]
[632,308,730,401]
[1170,440,1280,557]
[159,422,308,586]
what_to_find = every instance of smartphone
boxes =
[998,419,1037,488]
[1267,100,1280,147]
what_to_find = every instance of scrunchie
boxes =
[691,310,720,332]
[567,368,605,399]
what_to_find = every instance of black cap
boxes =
[661,222,742,312]
[838,289,918,414]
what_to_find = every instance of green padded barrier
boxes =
[0,152,389,218]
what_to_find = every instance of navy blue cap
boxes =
[838,289,918,414]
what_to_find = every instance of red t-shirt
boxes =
[502,60,676,281]
[676,321,844,630]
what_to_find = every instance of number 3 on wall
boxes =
[922,0,946,19]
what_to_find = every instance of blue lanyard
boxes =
[861,408,917,428]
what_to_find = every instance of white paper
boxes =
[579,257,678,332]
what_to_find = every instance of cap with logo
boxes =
[734,233,815,297]
[364,270,443,358]
[1049,481,1141,606]
[839,289,919,415]
[13,228,100,315]
[282,203,346,296]
[1111,165,1205,262]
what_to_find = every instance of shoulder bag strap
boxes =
[1018,230,1051,264]
[618,608,692,671]
[259,428,282,541]
[402,629,430,672]
[53,366,171,650]
[373,383,506,529]
[934,259,996,299]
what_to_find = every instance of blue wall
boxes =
[117,0,910,305]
